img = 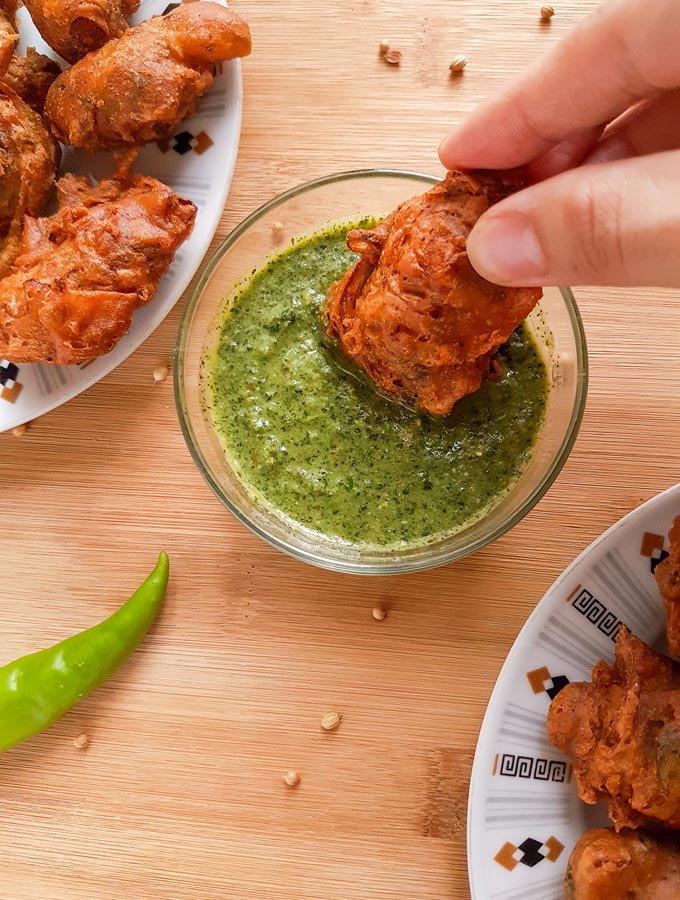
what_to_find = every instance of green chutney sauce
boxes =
[207,222,549,549]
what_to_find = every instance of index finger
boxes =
[439,0,680,171]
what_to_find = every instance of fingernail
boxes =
[467,211,547,284]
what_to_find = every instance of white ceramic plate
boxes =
[0,0,243,432]
[467,482,680,900]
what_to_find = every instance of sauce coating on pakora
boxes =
[324,170,542,415]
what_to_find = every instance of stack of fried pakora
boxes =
[548,515,680,898]
[0,1,252,365]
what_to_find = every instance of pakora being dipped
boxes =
[0,166,196,364]
[2,48,61,113]
[45,2,252,151]
[548,626,680,831]
[324,170,542,416]
[0,86,59,278]
[565,828,680,900]
[22,0,139,64]
[655,515,680,659]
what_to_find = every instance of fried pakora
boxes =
[0,3,18,76]
[565,828,680,900]
[44,2,252,151]
[22,0,139,64]
[324,170,542,416]
[548,626,680,831]
[655,516,680,660]
[2,48,62,113]
[0,86,59,277]
[0,0,18,18]
[0,166,196,364]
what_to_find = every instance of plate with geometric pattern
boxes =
[0,0,243,432]
[467,481,680,900]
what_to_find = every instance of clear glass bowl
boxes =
[175,170,588,575]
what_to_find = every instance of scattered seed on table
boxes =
[372,605,387,621]
[11,423,28,437]
[73,733,90,749]
[283,770,301,787]
[321,711,342,731]
[540,5,555,20]
[383,49,402,65]
[153,364,169,383]
[449,55,467,75]
[378,40,390,56]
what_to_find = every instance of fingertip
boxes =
[467,211,548,286]
[438,125,489,170]
[438,131,463,169]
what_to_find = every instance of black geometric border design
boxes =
[572,587,622,642]
[495,752,568,783]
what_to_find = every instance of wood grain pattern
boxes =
[2,1,680,897]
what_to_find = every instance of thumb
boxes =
[465,151,680,288]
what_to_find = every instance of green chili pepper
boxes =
[0,551,169,753]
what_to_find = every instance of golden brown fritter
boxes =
[0,7,18,76]
[324,170,542,416]
[655,516,680,659]
[565,828,680,900]
[2,48,62,113]
[548,627,680,831]
[0,86,59,277]
[0,166,196,364]
[44,2,252,151]
[22,0,139,64]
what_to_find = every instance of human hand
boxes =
[438,0,680,288]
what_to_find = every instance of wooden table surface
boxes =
[2,1,680,898]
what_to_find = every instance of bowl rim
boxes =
[174,168,589,575]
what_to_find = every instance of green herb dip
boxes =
[207,222,548,549]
